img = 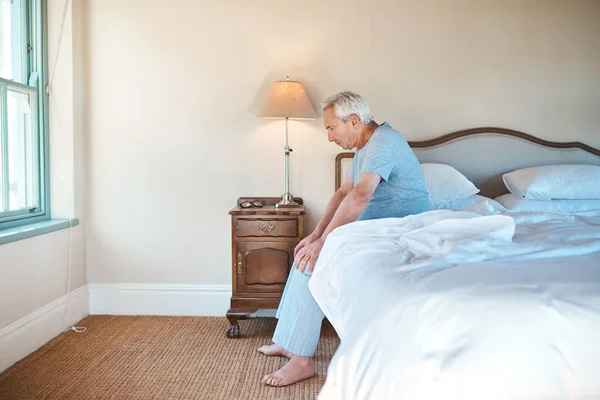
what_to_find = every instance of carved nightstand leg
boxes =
[226,308,257,338]
[226,323,239,339]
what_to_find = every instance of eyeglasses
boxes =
[240,201,263,209]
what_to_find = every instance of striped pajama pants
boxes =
[272,260,324,357]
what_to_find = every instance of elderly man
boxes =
[258,91,431,387]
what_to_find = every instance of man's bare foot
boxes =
[262,356,316,387]
[257,343,293,358]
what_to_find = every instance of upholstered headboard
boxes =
[335,128,600,199]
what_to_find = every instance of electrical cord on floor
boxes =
[66,326,87,333]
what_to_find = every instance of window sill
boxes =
[0,218,80,246]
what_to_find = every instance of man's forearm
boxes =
[313,189,347,238]
[321,190,370,240]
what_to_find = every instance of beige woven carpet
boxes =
[0,316,340,400]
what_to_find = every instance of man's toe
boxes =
[266,375,277,386]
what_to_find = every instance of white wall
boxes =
[0,0,86,335]
[84,0,599,287]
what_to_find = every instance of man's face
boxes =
[324,107,356,150]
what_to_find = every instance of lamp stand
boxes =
[276,118,300,208]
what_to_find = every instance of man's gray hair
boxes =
[321,91,373,124]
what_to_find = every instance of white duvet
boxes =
[309,210,600,400]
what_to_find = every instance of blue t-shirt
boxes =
[350,122,431,221]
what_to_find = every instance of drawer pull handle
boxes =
[237,253,243,275]
[259,221,275,235]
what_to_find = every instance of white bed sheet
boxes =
[309,210,600,400]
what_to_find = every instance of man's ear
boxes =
[350,114,360,126]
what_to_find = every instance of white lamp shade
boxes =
[257,79,317,120]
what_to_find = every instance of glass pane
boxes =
[0,0,26,83]
[6,87,37,211]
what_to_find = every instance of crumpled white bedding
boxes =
[309,210,600,400]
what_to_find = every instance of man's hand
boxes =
[294,232,317,258]
[295,237,325,273]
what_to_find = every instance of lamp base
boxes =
[275,193,300,208]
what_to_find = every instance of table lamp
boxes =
[257,77,317,208]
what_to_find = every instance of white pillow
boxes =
[495,193,600,214]
[421,163,480,204]
[502,164,600,200]
[432,194,506,215]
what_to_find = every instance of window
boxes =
[0,0,49,229]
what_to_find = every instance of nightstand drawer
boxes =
[236,218,298,238]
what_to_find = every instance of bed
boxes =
[309,128,600,400]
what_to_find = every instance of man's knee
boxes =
[292,257,318,278]
[291,261,314,278]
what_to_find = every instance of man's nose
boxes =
[327,131,333,142]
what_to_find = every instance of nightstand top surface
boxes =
[229,205,305,216]
[229,197,305,216]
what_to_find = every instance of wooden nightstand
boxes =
[226,197,305,338]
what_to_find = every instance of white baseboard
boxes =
[0,284,90,373]
[88,283,232,317]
